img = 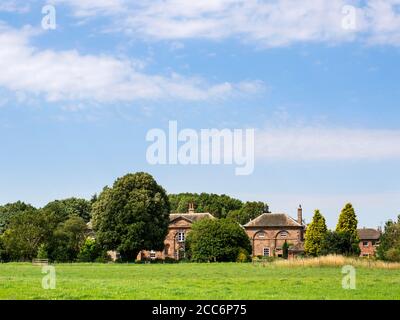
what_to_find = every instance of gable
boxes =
[169,217,193,228]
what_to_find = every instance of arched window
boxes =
[279,231,288,238]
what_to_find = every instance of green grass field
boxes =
[1,262,399,300]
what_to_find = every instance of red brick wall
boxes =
[245,227,303,257]
[138,217,193,260]
[359,240,378,257]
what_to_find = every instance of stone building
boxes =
[243,206,306,258]
[138,203,214,260]
[357,228,381,257]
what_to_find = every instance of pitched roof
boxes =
[244,213,302,228]
[288,242,304,252]
[169,212,214,223]
[357,228,381,240]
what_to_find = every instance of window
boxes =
[363,241,369,247]
[164,245,169,255]
[280,231,288,238]
[178,232,185,242]
[263,247,270,257]
[258,232,265,238]
[150,250,156,259]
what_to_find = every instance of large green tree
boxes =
[376,215,400,261]
[92,172,170,261]
[0,201,37,234]
[305,210,328,256]
[46,216,88,262]
[2,210,57,261]
[336,203,358,237]
[186,218,252,262]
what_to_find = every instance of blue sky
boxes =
[0,0,400,228]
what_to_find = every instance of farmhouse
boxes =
[357,228,381,257]
[138,203,214,260]
[243,206,305,258]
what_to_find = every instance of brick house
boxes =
[138,203,214,261]
[357,228,381,257]
[243,206,306,258]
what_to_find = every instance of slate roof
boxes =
[243,213,302,228]
[169,212,214,223]
[357,228,381,240]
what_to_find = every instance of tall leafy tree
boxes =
[305,210,328,256]
[47,216,88,262]
[186,218,251,262]
[2,210,57,261]
[0,201,37,234]
[92,172,170,261]
[377,215,400,261]
[336,203,358,237]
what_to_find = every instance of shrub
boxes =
[385,248,400,262]
[236,248,251,262]
[186,218,251,262]
[77,238,102,262]
[282,241,289,259]
[36,244,48,259]
[164,257,177,263]
[320,231,360,256]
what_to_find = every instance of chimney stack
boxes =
[188,202,195,213]
[297,205,303,225]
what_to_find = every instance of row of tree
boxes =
[304,204,360,257]
[1,171,399,262]
[0,198,106,262]
[169,193,268,224]
[304,204,400,261]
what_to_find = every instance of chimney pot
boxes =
[297,205,303,225]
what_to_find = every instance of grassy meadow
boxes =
[1,257,400,300]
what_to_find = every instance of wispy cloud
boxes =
[0,0,30,13]
[256,127,400,160]
[0,24,264,104]
[54,0,400,47]
[51,0,126,17]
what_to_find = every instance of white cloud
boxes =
[256,127,400,160]
[0,0,30,13]
[0,24,263,104]
[51,0,126,17]
[56,0,400,47]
